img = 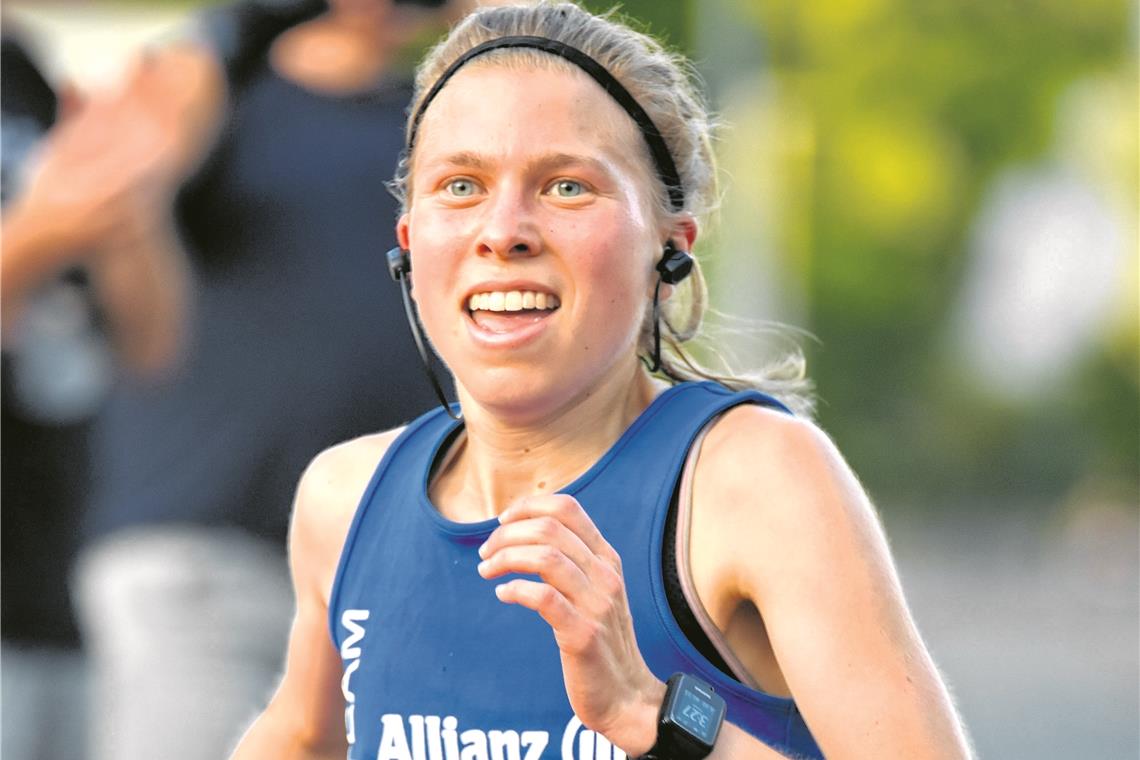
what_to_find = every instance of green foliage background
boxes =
[585,0,1138,512]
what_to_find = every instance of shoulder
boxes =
[692,402,973,756]
[697,402,859,517]
[294,427,405,537]
[691,403,884,595]
[297,428,404,509]
[290,427,405,600]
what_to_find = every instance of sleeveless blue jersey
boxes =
[329,381,824,760]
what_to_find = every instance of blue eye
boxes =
[446,178,477,197]
[551,179,584,198]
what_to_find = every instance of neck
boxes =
[431,365,665,522]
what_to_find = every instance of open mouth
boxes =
[466,289,561,333]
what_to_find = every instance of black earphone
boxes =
[386,246,411,282]
[657,241,693,285]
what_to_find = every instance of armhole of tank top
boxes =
[327,416,439,643]
[674,411,764,691]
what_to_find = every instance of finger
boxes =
[499,494,622,572]
[479,514,595,573]
[494,578,577,631]
[495,579,604,657]
[478,543,590,600]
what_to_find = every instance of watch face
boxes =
[669,676,725,746]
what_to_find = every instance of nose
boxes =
[474,185,541,261]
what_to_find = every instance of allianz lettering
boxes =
[375,713,627,760]
[339,610,627,760]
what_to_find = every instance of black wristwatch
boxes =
[638,673,726,759]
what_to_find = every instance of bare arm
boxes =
[85,199,194,377]
[230,430,400,759]
[1,44,223,376]
[689,407,973,759]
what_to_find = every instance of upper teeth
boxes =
[468,290,560,312]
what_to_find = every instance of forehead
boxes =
[412,61,650,175]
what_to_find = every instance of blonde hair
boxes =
[394,1,814,416]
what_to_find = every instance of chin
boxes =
[457,368,573,419]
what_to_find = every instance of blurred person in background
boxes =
[5,1,475,758]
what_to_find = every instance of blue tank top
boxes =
[330,381,824,759]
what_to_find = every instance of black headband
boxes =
[406,35,686,211]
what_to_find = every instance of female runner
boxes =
[232,3,972,758]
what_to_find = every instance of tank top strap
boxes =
[564,381,790,504]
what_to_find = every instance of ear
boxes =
[653,216,699,300]
[394,214,417,298]
[667,215,698,253]
[396,213,411,251]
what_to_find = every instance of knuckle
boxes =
[539,545,561,567]
[536,584,559,608]
[536,516,559,541]
[553,495,578,518]
[596,563,623,597]
[607,547,623,572]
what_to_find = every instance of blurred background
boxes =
[2,0,1136,758]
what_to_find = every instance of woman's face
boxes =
[398,62,670,420]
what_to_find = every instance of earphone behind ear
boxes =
[656,241,693,285]
[387,246,411,282]
[645,242,693,378]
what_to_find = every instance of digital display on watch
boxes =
[658,672,727,756]
[673,687,720,743]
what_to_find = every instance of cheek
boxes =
[405,217,463,331]
[582,252,643,300]
[575,243,654,338]
[407,205,463,276]
[564,204,655,275]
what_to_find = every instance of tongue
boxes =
[471,309,552,333]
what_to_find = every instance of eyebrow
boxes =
[428,151,619,179]
[431,150,494,172]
